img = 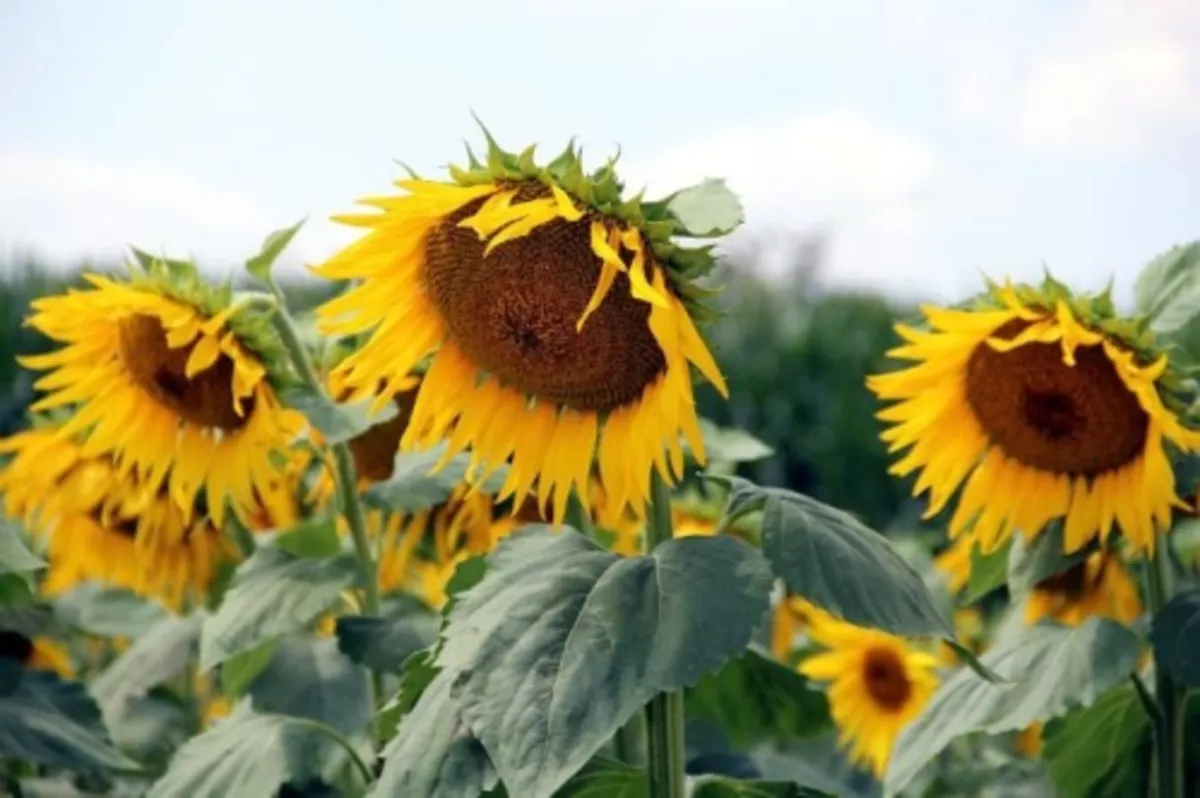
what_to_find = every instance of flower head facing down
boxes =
[1024,551,1142,628]
[797,601,939,779]
[868,278,1200,555]
[313,126,741,523]
[17,257,304,528]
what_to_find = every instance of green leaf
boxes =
[54,584,169,639]
[248,637,371,735]
[556,757,645,797]
[362,444,507,514]
[1150,587,1200,686]
[105,693,191,766]
[0,572,34,606]
[221,639,280,697]
[1007,523,1094,595]
[379,648,438,742]
[246,218,306,282]
[374,669,499,798]
[1132,241,1200,333]
[275,516,341,559]
[665,178,744,238]
[278,384,399,447]
[1043,683,1151,798]
[336,613,438,673]
[745,481,953,637]
[0,521,44,573]
[148,702,339,798]
[886,618,1142,793]
[437,526,774,797]
[199,544,359,671]
[91,613,202,714]
[0,668,137,770]
[695,419,774,464]
[686,648,831,747]
[963,539,1011,604]
[691,777,833,798]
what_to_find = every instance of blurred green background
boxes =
[0,243,921,532]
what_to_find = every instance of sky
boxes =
[1,0,1198,305]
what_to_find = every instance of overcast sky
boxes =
[1,0,1197,305]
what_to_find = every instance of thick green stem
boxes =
[1146,535,1185,798]
[268,296,384,746]
[643,472,686,798]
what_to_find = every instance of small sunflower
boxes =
[868,278,1200,555]
[19,258,304,527]
[0,423,226,607]
[798,600,939,779]
[0,630,74,677]
[1024,551,1142,628]
[313,127,740,523]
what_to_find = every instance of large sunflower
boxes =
[868,279,1200,555]
[0,424,226,607]
[312,128,740,522]
[19,258,304,527]
[1024,551,1142,628]
[797,600,939,779]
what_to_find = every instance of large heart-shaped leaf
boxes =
[1133,241,1200,333]
[691,777,833,798]
[886,618,1141,792]
[200,544,359,670]
[725,480,952,637]
[0,666,136,771]
[437,526,774,797]
[0,520,43,574]
[1042,683,1151,798]
[1150,587,1200,686]
[248,637,371,735]
[374,669,499,798]
[148,702,340,798]
[91,612,203,714]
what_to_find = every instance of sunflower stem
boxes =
[1145,535,1185,798]
[644,472,686,798]
[268,296,385,749]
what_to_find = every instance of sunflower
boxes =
[798,600,939,779]
[0,630,74,677]
[312,128,740,523]
[868,278,1200,555]
[0,423,226,608]
[1024,551,1142,628]
[18,258,304,528]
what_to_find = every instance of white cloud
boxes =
[956,0,1200,155]
[0,152,329,272]
[629,110,1011,296]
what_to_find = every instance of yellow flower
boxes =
[0,425,226,608]
[770,594,809,661]
[798,601,939,779]
[19,270,304,528]
[868,281,1200,555]
[312,131,734,524]
[1016,722,1044,759]
[1024,551,1142,628]
[0,631,75,677]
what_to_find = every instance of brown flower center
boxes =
[965,319,1149,476]
[862,646,912,711]
[422,184,668,413]
[348,388,419,482]
[119,313,252,431]
[0,630,34,665]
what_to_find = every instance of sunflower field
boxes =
[2,126,1200,798]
